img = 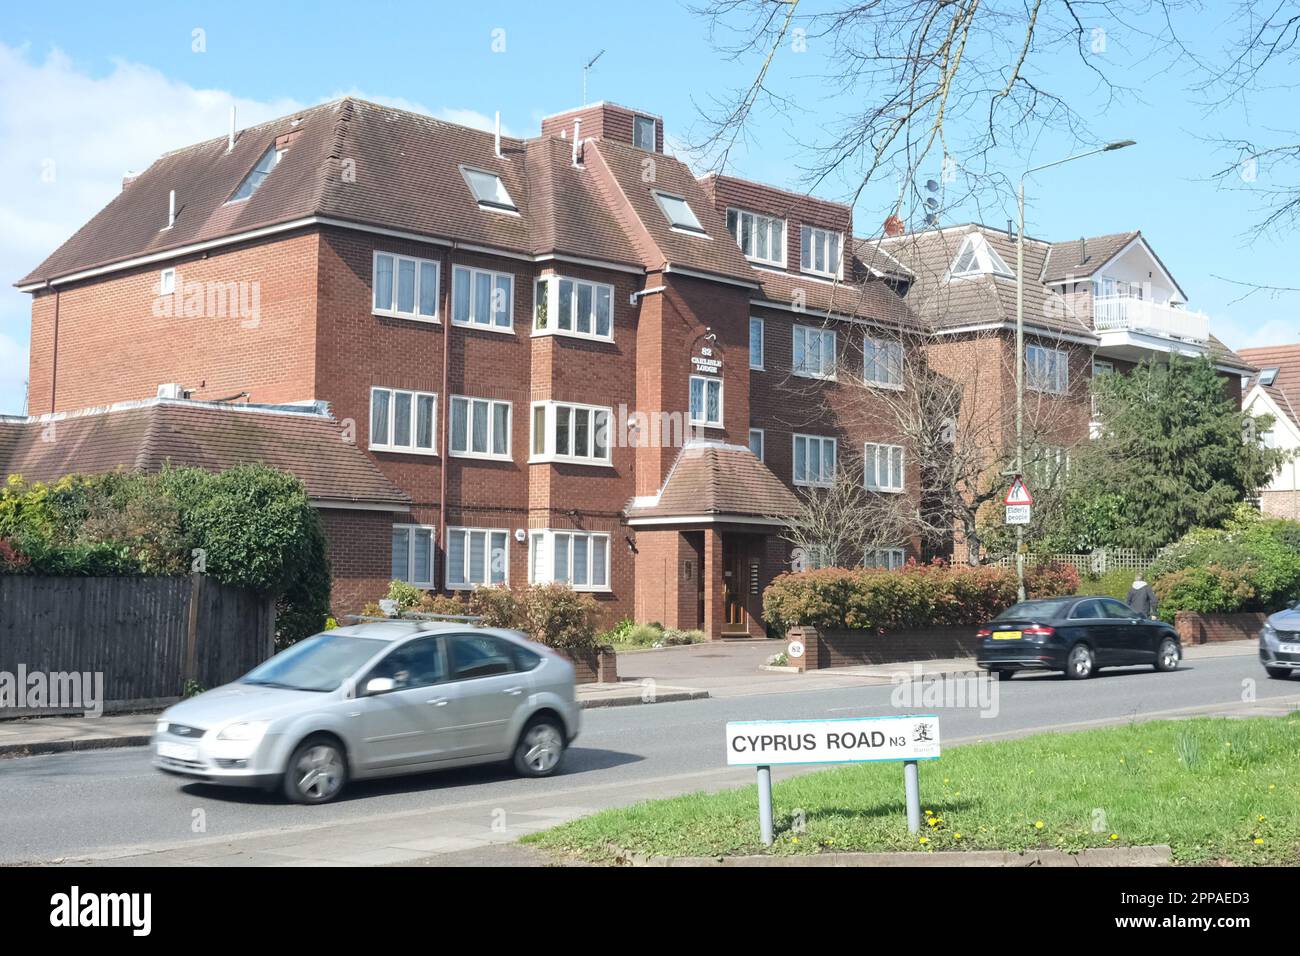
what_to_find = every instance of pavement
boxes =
[1,639,1296,867]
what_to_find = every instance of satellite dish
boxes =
[924,197,939,210]
[924,213,939,226]
[925,179,940,192]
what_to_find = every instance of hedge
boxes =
[762,560,1080,631]
[0,466,331,646]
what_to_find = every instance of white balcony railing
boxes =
[1092,295,1209,343]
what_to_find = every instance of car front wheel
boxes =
[284,735,348,804]
[1065,644,1095,680]
[512,717,566,778]
[1154,639,1180,672]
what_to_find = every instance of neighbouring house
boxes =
[1239,345,1300,519]
[0,397,411,612]
[13,96,1255,636]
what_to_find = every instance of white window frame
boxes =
[633,115,657,151]
[800,224,843,278]
[445,527,510,590]
[1028,445,1069,489]
[793,433,837,487]
[528,530,611,592]
[370,386,438,455]
[391,524,436,588]
[866,547,907,570]
[159,267,176,296]
[689,375,724,428]
[1027,344,1069,395]
[652,190,707,236]
[727,208,787,267]
[533,275,615,342]
[864,335,904,389]
[749,428,765,462]
[749,316,765,370]
[792,325,837,380]
[864,442,905,493]
[449,395,512,461]
[529,400,613,466]
[373,251,440,323]
[451,265,514,332]
[459,165,518,213]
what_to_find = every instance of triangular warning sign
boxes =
[1004,476,1033,506]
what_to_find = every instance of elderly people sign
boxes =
[726,715,941,844]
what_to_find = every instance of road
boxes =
[1,652,1296,865]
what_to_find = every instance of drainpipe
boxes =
[438,244,453,590]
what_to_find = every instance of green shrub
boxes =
[597,618,637,645]
[661,628,706,646]
[385,579,425,609]
[466,586,519,627]
[521,583,601,649]
[1152,565,1256,618]
[617,622,664,647]
[1077,568,1141,601]
[420,591,470,617]
[763,559,1078,631]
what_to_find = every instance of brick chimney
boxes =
[541,103,662,153]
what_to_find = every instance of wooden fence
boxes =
[0,575,275,717]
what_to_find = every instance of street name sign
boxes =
[725,716,941,844]
[725,716,941,765]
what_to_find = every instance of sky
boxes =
[1,0,1297,415]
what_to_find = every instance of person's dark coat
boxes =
[1127,582,1158,618]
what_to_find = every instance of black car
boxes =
[975,596,1182,681]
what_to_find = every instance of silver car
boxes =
[152,621,580,804]
[1260,603,1300,680]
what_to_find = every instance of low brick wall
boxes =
[786,625,979,671]
[557,646,619,684]
[1174,611,1266,645]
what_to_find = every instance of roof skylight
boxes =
[228,145,283,204]
[949,232,1013,278]
[653,190,706,235]
[461,166,518,212]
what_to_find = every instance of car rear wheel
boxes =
[283,735,348,804]
[512,717,566,778]
[1153,639,1180,672]
[1265,665,1292,680]
[1065,644,1094,680]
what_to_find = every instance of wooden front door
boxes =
[721,537,750,634]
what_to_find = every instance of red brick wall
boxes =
[1174,611,1266,645]
[28,230,320,415]
[319,508,403,616]
[541,103,662,152]
[701,175,853,266]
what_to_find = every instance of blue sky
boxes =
[1,0,1296,415]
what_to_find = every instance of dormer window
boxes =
[800,225,842,278]
[949,232,1013,278]
[227,145,283,204]
[633,115,656,151]
[727,208,786,267]
[460,166,517,213]
[653,190,706,235]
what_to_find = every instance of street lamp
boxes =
[1014,139,1135,600]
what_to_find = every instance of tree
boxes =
[1045,356,1288,551]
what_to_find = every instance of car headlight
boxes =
[1262,624,1278,642]
[217,720,271,742]
[155,720,169,735]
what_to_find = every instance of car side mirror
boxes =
[364,677,396,696]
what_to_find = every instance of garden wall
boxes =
[786,625,979,671]
[1173,611,1267,645]
[556,646,619,684]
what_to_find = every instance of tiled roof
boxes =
[1239,344,1300,425]
[0,399,410,508]
[1041,231,1139,282]
[19,98,646,286]
[625,441,799,521]
[751,269,920,329]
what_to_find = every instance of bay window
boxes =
[533,275,614,341]
[530,401,612,465]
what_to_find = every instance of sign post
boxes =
[756,765,774,845]
[726,715,941,843]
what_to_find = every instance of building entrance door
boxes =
[721,538,750,635]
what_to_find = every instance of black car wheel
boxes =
[1065,643,1095,680]
[1153,639,1180,672]
[1265,665,1293,680]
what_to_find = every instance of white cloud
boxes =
[0,43,504,415]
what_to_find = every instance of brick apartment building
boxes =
[13,97,1254,637]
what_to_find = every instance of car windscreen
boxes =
[992,599,1073,622]
[241,634,384,692]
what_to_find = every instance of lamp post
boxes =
[1014,140,1135,600]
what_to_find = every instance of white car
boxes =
[152,621,580,803]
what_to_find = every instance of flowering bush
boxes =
[763,559,1079,631]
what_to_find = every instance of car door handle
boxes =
[426,697,449,706]
[503,686,524,695]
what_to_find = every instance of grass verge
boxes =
[525,715,1299,865]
